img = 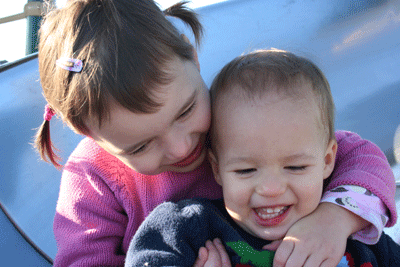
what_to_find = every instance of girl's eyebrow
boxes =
[118,89,199,155]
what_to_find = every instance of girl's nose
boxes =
[165,130,191,160]
[255,174,286,197]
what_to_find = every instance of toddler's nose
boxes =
[255,174,286,197]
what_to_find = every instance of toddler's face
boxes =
[210,86,336,240]
[87,57,211,175]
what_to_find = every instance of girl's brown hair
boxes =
[35,0,203,168]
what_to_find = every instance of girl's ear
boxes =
[323,139,338,180]
[208,149,222,186]
[181,34,200,71]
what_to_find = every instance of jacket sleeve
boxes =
[53,158,128,267]
[324,130,397,226]
[125,200,208,267]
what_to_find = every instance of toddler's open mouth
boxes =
[254,205,290,227]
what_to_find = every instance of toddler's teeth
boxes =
[256,206,288,219]
[274,207,283,213]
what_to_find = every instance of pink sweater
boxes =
[53,131,397,266]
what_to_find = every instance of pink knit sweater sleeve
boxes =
[53,139,129,267]
[326,130,397,226]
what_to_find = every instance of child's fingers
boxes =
[272,237,295,267]
[283,245,310,267]
[212,238,231,267]
[319,257,343,267]
[204,240,223,266]
[262,239,282,251]
[302,250,344,267]
[193,239,231,267]
[193,247,208,267]
[301,253,328,267]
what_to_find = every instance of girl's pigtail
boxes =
[163,1,203,46]
[34,105,62,169]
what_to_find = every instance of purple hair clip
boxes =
[56,58,83,72]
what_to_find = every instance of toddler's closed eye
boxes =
[234,168,257,175]
[285,166,307,171]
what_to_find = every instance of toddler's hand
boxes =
[263,202,356,267]
[193,239,231,267]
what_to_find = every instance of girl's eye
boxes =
[129,143,148,155]
[178,101,196,119]
[285,166,307,171]
[234,168,256,175]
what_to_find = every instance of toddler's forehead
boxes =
[214,83,314,111]
[211,85,326,138]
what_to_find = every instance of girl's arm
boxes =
[266,130,397,267]
[325,130,396,226]
[53,165,128,267]
[321,185,389,244]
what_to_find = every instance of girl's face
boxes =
[87,57,211,175]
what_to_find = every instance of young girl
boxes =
[35,0,397,266]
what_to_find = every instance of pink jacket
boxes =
[53,130,396,266]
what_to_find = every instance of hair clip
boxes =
[44,104,56,121]
[56,58,83,72]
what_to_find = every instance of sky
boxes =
[0,0,226,64]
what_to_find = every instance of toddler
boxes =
[125,49,400,267]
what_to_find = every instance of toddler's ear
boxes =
[181,34,200,71]
[208,149,222,186]
[323,139,338,179]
